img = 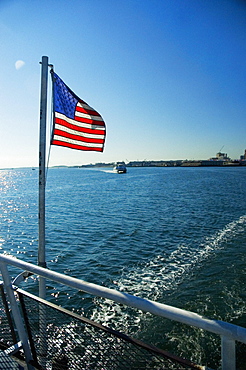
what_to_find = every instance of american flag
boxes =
[51,72,106,152]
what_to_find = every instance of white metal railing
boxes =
[0,254,245,370]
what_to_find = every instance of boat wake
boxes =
[100,169,115,173]
[91,215,246,331]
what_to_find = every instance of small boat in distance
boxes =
[114,161,127,173]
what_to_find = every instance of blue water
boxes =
[0,166,246,368]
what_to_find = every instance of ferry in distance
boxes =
[114,161,127,173]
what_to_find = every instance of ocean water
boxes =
[0,166,246,368]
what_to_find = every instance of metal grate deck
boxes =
[0,351,26,370]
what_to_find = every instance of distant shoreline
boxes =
[1,159,246,171]
[78,159,246,168]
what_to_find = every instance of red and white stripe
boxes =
[52,101,106,151]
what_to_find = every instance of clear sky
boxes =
[0,0,245,168]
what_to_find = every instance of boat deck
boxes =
[0,350,27,369]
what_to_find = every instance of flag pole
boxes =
[38,56,48,301]
[38,56,49,367]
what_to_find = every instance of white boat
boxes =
[114,161,127,173]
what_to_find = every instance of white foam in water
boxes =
[100,169,115,173]
[91,215,246,330]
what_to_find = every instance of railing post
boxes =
[0,262,34,369]
[221,336,235,370]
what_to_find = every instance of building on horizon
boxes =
[209,152,230,161]
[240,149,246,161]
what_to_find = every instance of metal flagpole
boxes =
[38,55,48,291]
[38,56,49,367]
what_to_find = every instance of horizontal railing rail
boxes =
[0,253,245,370]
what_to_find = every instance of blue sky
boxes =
[0,0,245,168]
